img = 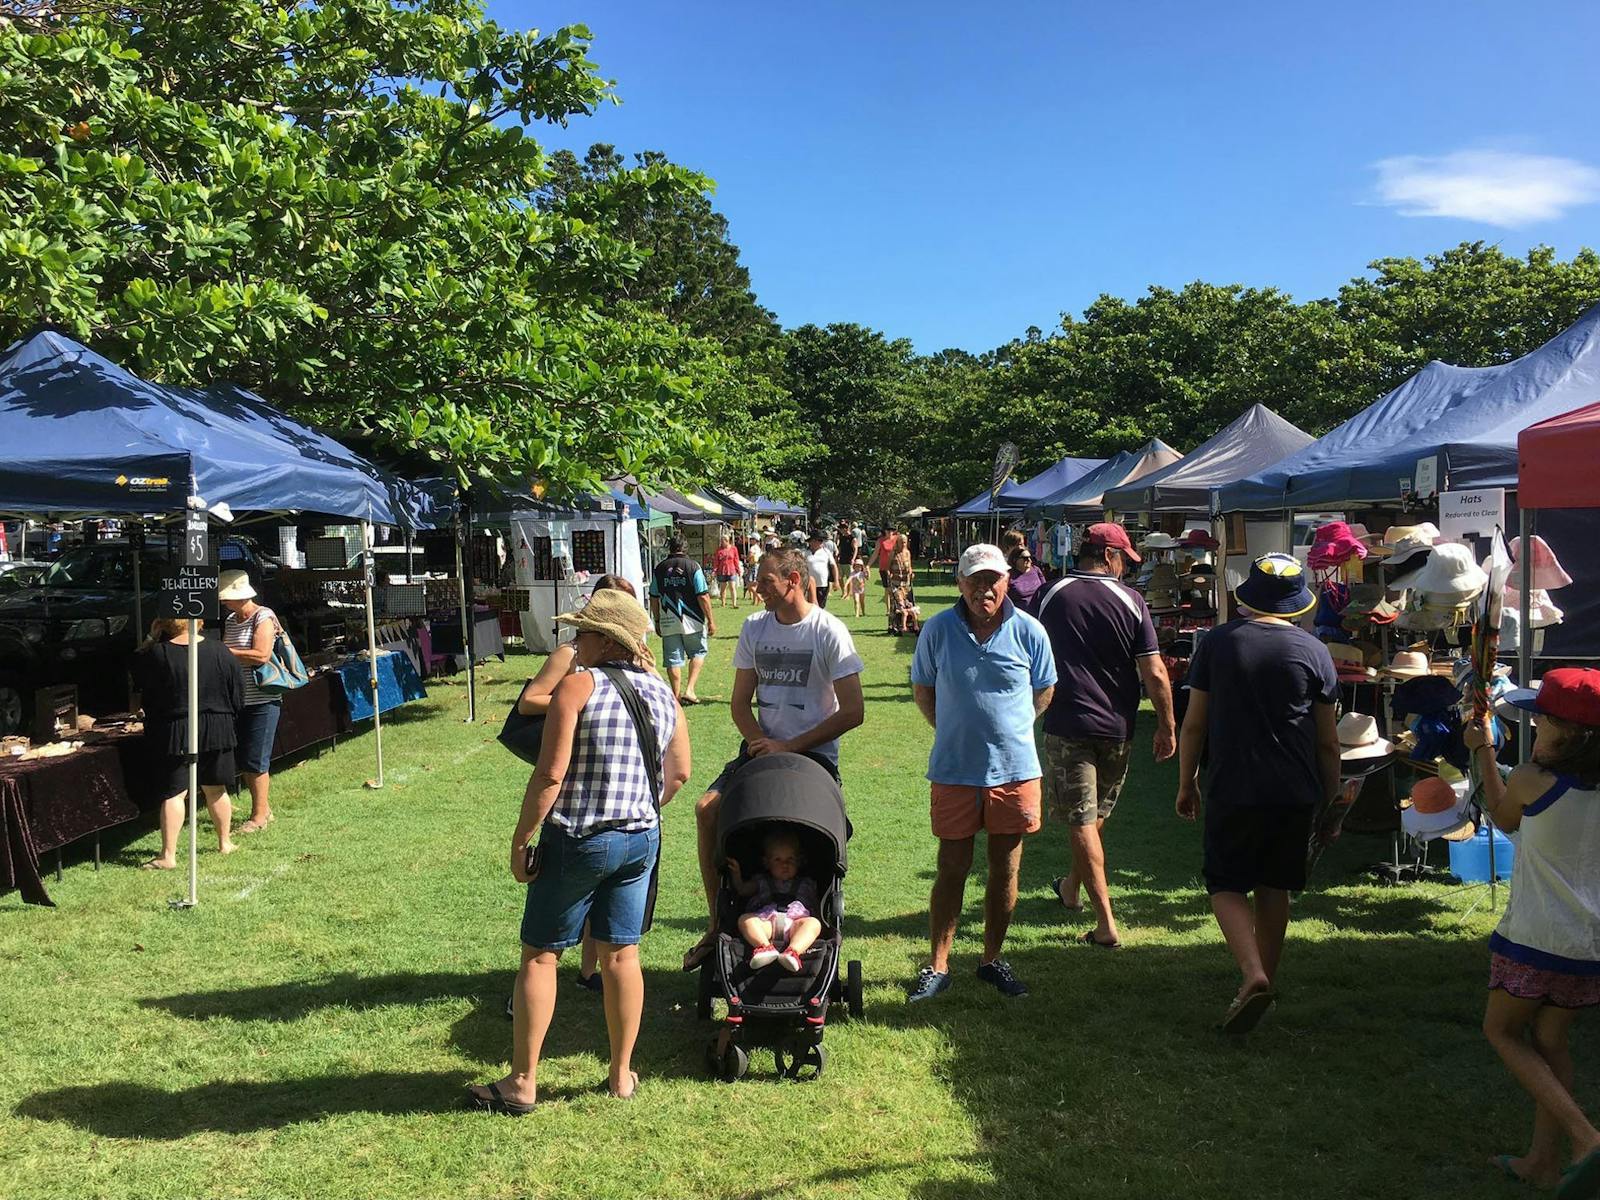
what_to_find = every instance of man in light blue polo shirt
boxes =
[907,543,1057,1002]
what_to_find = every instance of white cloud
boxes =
[1371,150,1600,227]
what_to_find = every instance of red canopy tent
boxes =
[1519,399,1600,510]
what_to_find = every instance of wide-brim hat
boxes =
[1235,553,1316,618]
[1383,538,1435,573]
[555,589,651,657]
[1380,649,1432,679]
[1505,585,1566,628]
[217,569,256,601]
[1384,523,1440,547]
[1510,535,1573,591]
[1139,532,1179,551]
[1404,542,1488,601]
[1180,528,1219,550]
[1339,712,1395,760]
[1400,800,1475,841]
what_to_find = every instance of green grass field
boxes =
[0,574,1571,1199]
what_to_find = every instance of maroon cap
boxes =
[1083,522,1141,564]
[1529,668,1600,727]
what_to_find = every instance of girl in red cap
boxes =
[1467,669,1600,1192]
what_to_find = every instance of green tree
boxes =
[0,1,734,496]
[780,323,923,522]
[541,143,778,355]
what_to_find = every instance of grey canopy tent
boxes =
[1102,405,1314,515]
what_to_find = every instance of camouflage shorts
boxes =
[1043,734,1133,826]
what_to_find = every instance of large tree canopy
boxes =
[0,0,740,496]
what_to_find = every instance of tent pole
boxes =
[172,480,201,911]
[131,522,142,642]
[1518,507,1533,762]
[454,501,471,724]
[362,516,384,789]
[463,488,477,723]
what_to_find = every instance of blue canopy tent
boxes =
[992,456,1105,514]
[1217,304,1600,512]
[953,478,1022,518]
[1027,451,1135,518]
[0,330,427,902]
[0,331,411,526]
[1103,405,1314,515]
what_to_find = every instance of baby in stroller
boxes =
[887,583,922,636]
[699,753,863,1082]
[729,830,821,972]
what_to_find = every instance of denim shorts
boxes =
[520,824,661,950]
[236,700,282,775]
[661,629,707,667]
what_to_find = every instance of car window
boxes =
[37,545,169,589]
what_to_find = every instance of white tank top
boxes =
[1494,774,1600,967]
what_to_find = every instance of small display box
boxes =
[304,536,349,570]
[378,583,427,618]
[32,684,78,742]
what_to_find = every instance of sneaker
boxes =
[778,949,803,973]
[750,944,781,969]
[975,958,1028,998]
[575,971,604,994]
[906,965,952,1003]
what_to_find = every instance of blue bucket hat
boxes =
[1235,553,1316,618]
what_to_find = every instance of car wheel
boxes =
[0,673,27,736]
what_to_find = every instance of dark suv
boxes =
[0,536,277,734]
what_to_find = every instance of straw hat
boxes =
[1384,523,1440,547]
[1338,712,1395,761]
[1400,777,1471,840]
[1140,532,1179,551]
[1327,642,1375,681]
[555,589,652,660]
[1380,649,1432,679]
[217,570,256,601]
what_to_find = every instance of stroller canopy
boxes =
[718,753,850,876]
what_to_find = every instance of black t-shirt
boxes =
[1038,572,1160,741]
[1187,618,1338,809]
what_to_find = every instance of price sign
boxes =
[160,564,219,623]
[184,510,210,567]
[1439,488,1505,543]
[1414,456,1439,499]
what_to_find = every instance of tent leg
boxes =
[1518,508,1533,762]
[455,517,472,724]
[131,524,142,645]
[362,517,383,790]
[463,491,477,723]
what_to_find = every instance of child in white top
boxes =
[847,557,868,617]
[1468,669,1600,1190]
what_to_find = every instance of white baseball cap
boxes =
[958,544,1009,577]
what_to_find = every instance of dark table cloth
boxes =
[272,670,352,760]
[0,737,142,906]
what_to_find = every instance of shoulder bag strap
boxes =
[598,666,663,812]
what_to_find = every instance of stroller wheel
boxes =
[696,962,715,1021]
[708,1036,748,1083]
[776,1040,827,1082]
[846,960,865,1020]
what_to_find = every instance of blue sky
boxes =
[489,1,1600,353]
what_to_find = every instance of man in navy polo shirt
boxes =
[907,543,1057,1002]
[1035,522,1175,949]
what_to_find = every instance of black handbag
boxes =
[497,679,546,765]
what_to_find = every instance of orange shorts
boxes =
[929,778,1042,840]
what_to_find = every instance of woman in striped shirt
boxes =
[469,590,690,1113]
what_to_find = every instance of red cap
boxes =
[1531,668,1600,727]
[1083,522,1141,564]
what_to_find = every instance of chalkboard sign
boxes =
[159,563,219,623]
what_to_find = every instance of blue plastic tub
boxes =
[1449,826,1516,883]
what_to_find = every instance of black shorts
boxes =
[708,744,841,796]
[154,749,237,799]
[1202,802,1313,895]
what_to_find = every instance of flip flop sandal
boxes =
[140,859,175,871]
[598,1071,639,1099]
[681,935,716,973]
[1050,876,1084,912]
[464,1080,535,1117]
[1080,930,1121,949]
[237,818,274,834]
[1220,988,1276,1035]
[680,695,700,706]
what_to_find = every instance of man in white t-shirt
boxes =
[805,529,840,609]
[681,545,865,970]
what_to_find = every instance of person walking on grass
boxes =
[907,543,1056,1002]
[680,546,864,972]
[1175,554,1339,1035]
[805,529,840,610]
[1467,670,1600,1195]
[712,532,741,609]
[468,592,691,1113]
[649,535,716,705]
[1036,523,1175,950]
